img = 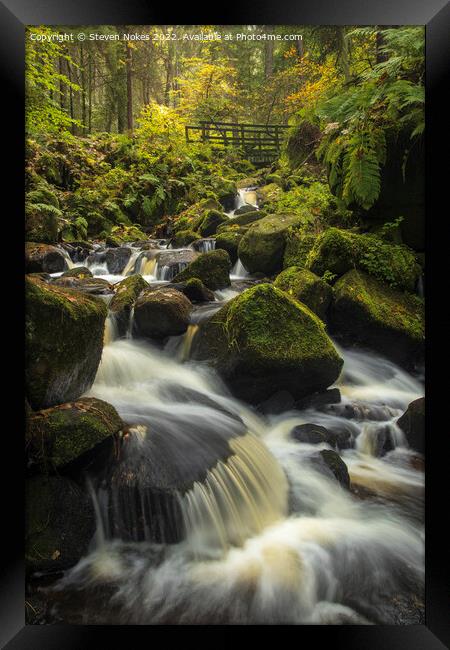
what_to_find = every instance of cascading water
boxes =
[225,188,259,217]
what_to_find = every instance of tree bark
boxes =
[126,42,133,133]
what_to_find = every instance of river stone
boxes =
[215,231,243,265]
[106,246,132,274]
[25,276,107,409]
[238,214,301,275]
[316,449,350,489]
[234,204,258,217]
[52,276,114,295]
[109,274,149,337]
[170,229,201,248]
[25,242,68,274]
[397,397,425,454]
[61,266,93,279]
[191,283,343,403]
[156,249,198,281]
[26,475,95,573]
[172,249,231,291]
[171,278,215,303]
[134,287,193,339]
[199,209,228,237]
[274,267,333,320]
[291,423,337,448]
[330,270,425,368]
[26,397,124,470]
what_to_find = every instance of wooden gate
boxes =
[185,120,289,164]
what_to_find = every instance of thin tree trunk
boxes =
[337,27,351,83]
[126,43,133,133]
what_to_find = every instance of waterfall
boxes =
[230,258,250,279]
[225,188,259,217]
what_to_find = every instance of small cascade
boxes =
[156,262,189,281]
[103,313,119,347]
[122,249,142,276]
[58,246,75,270]
[178,324,199,362]
[192,238,216,253]
[180,433,288,556]
[225,188,259,217]
[231,258,250,279]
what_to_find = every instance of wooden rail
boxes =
[185,120,289,164]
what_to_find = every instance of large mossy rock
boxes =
[397,397,425,454]
[61,266,93,279]
[274,267,333,320]
[199,209,228,237]
[25,276,107,409]
[134,287,192,339]
[231,210,263,227]
[172,249,231,290]
[25,242,68,274]
[215,231,243,265]
[52,276,113,295]
[26,475,95,573]
[238,214,301,275]
[170,229,201,248]
[283,229,317,269]
[191,283,343,403]
[172,277,215,303]
[109,274,149,337]
[330,270,424,367]
[306,227,420,291]
[26,397,123,470]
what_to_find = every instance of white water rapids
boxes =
[50,192,424,625]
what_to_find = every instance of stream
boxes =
[47,189,424,625]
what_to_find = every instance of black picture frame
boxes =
[2,0,449,646]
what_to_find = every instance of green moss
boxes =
[306,227,421,291]
[192,283,343,402]
[27,397,123,469]
[199,209,228,237]
[283,228,317,268]
[215,231,243,265]
[25,277,107,409]
[61,266,93,279]
[331,270,424,365]
[110,274,148,335]
[172,249,231,290]
[238,213,301,275]
[274,267,333,320]
[171,229,201,247]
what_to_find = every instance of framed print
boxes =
[1,0,449,646]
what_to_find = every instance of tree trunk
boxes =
[264,35,274,79]
[126,43,133,133]
[337,27,351,83]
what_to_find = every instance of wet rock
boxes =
[172,250,231,291]
[330,270,424,368]
[317,449,350,489]
[109,274,149,337]
[295,388,341,410]
[26,475,95,573]
[53,276,113,295]
[215,231,243,265]
[234,204,258,217]
[397,397,425,454]
[258,390,295,415]
[326,401,398,422]
[26,397,123,470]
[106,234,123,248]
[155,249,198,281]
[61,266,93,279]
[25,242,68,274]
[86,250,107,267]
[170,229,201,248]
[192,283,343,404]
[25,276,107,409]
[104,246,130,274]
[291,423,337,448]
[134,287,193,339]
[171,278,215,303]
[199,209,228,237]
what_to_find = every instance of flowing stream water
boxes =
[49,192,425,625]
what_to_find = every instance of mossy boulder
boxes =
[215,178,237,211]
[170,229,201,248]
[291,423,337,448]
[330,270,425,367]
[173,277,215,303]
[106,246,132,274]
[172,249,231,290]
[231,210,264,227]
[191,283,343,403]
[109,274,149,336]
[233,204,258,217]
[26,397,123,470]
[238,213,301,275]
[26,475,95,573]
[134,287,193,339]
[25,242,68,274]
[397,397,425,454]
[283,229,317,268]
[26,277,107,410]
[106,234,123,248]
[215,231,243,265]
[306,227,421,291]
[199,209,228,237]
[274,267,333,320]
[53,276,114,295]
[61,266,93,279]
